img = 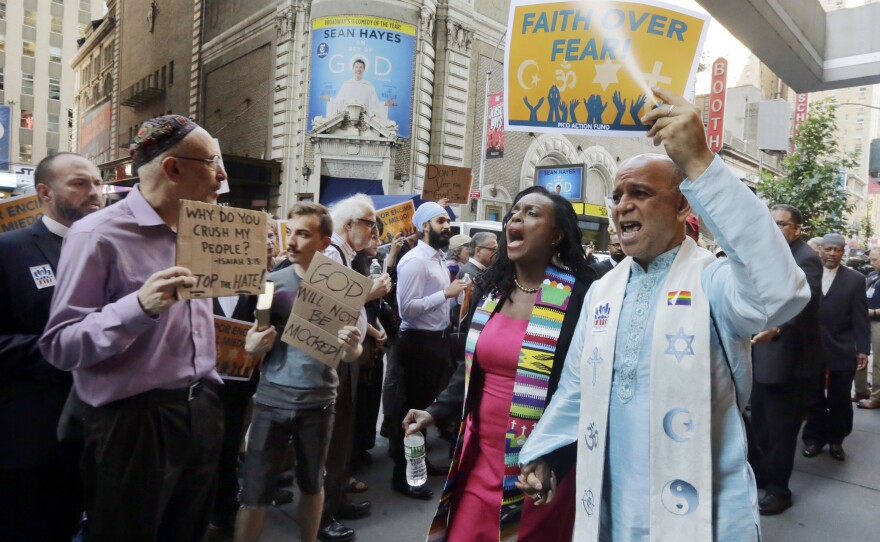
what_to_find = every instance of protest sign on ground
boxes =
[505,0,708,137]
[281,252,372,368]
[176,200,268,299]
[214,316,261,381]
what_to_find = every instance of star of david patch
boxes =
[664,327,695,363]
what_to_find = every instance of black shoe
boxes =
[392,481,434,500]
[425,460,449,476]
[759,493,792,516]
[337,500,371,520]
[318,518,355,542]
[802,443,822,458]
[272,488,294,506]
[277,471,294,488]
[829,443,846,461]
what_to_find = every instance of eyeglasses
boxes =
[353,218,379,230]
[174,155,224,170]
[775,221,798,228]
[477,245,497,252]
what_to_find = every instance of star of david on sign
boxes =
[664,327,695,363]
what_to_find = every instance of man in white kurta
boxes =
[517,88,810,541]
[328,59,391,119]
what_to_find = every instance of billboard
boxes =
[0,105,10,171]
[309,16,416,138]
[486,92,504,159]
[79,101,112,164]
[504,0,709,137]
[536,164,586,201]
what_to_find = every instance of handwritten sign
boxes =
[0,192,43,233]
[376,200,416,244]
[505,0,709,136]
[214,316,261,381]
[282,252,372,368]
[422,164,472,204]
[176,200,268,299]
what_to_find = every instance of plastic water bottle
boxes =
[369,258,382,279]
[404,424,427,487]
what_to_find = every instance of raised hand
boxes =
[524,96,544,122]
[546,85,561,123]
[642,86,715,180]
[568,99,580,124]
[585,95,607,125]
[612,90,626,126]
[629,94,648,126]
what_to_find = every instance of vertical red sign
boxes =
[486,92,504,159]
[792,93,809,152]
[706,58,727,153]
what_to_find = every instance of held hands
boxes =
[245,323,277,357]
[857,353,869,371]
[367,273,392,301]
[338,325,363,361]
[444,279,468,299]
[642,87,715,181]
[137,266,197,317]
[402,409,435,434]
[516,459,557,506]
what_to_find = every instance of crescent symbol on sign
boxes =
[662,408,693,443]
[517,60,539,90]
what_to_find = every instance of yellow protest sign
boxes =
[176,200,268,299]
[0,192,43,233]
[376,200,416,245]
[214,316,262,381]
[505,0,708,136]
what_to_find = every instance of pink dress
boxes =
[447,313,576,541]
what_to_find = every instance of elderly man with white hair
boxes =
[389,201,468,500]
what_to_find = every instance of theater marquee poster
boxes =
[309,16,416,138]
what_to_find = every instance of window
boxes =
[49,78,61,100]
[48,113,60,133]
[20,145,33,163]
[161,66,167,88]
[50,46,62,63]
[0,3,5,21]
[22,41,36,58]
[51,16,63,34]
[23,10,37,28]
[169,61,174,84]
[20,110,33,130]
[22,73,34,96]
[0,68,4,91]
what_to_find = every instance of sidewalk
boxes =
[261,408,880,541]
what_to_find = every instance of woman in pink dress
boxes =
[405,186,595,541]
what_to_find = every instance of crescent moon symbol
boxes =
[662,408,693,443]
[517,60,539,90]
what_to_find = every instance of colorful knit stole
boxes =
[427,264,575,542]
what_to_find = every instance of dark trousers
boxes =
[354,344,384,461]
[322,363,357,523]
[750,378,811,496]
[211,378,258,529]
[0,465,82,542]
[803,370,856,446]
[390,329,451,484]
[81,382,224,542]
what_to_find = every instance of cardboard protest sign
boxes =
[505,0,709,136]
[376,200,416,245]
[282,252,372,368]
[176,200,268,299]
[422,164,472,204]
[0,192,43,233]
[214,316,261,381]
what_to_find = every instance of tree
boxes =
[757,98,857,238]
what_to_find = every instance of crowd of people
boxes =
[0,87,876,542]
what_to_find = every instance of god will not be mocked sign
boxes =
[282,252,372,368]
[176,200,268,299]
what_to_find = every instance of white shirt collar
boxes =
[330,232,358,263]
[42,215,69,238]
[467,257,487,270]
[417,240,444,260]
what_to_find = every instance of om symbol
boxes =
[584,422,599,451]
[555,61,577,91]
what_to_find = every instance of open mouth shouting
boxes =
[507,227,525,251]
[619,221,642,241]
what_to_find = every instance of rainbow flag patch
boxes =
[667,291,692,306]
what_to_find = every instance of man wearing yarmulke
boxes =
[40,115,227,542]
